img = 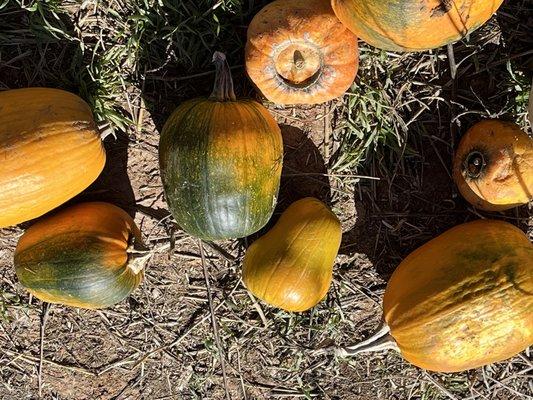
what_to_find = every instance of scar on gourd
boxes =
[431,0,453,17]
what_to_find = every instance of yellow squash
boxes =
[243,198,342,312]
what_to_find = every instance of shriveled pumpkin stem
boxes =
[209,51,237,102]
[126,236,152,275]
[336,321,400,357]
[97,121,115,140]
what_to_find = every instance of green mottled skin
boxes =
[15,234,141,309]
[159,98,283,241]
[332,0,492,52]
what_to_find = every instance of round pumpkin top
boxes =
[0,87,106,228]
[452,120,533,211]
[15,202,146,309]
[245,0,359,105]
[383,219,533,372]
[243,197,342,312]
[331,0,503,52]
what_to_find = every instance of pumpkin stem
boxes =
[336,321,400,357]
[314,320,400,357]
[126,236,151,275]
[97,121,116,141]
[464,150,486,179]
[209,51,237,102]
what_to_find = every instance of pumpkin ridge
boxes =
[259,218,313,302]
[387,253,530,332]
[280,216,333,309]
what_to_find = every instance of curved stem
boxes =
[97,121,115,141]
[334,320,400,357]
[209,51,236,102]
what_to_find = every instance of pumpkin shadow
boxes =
[346,2,533,282]
[241,124,332,247]
[70,131,136,217]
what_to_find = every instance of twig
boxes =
[38,302,51,398]
[199,240,231,400]
[1,348,97,377]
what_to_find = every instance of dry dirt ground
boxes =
[1,1,532,399]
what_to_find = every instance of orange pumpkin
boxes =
[0,88,106,228]
[245,0,359,105]
[331,0,504,52]
[453,120,533,211]
[15,202,148,309]
[243,198,342,312]
[337,220,533,372]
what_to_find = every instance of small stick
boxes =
[199,240,231,400]
[38,302,51,398]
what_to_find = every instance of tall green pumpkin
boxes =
[159,52,283,241]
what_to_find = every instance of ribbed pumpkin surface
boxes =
[243,198,342,312]
[0,87,106,228]
[15,202,144,309]
[159,99,283,241]
[331,0,503,52]
[246,0,358,105]
[384,220,533,372]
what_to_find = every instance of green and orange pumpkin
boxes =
[331,0,504,52]
[15,202,148,309]
[159,52,283,241]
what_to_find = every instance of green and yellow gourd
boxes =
[15,202,149,309]
[159,52,283,241]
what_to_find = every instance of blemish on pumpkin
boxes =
[430,0,452,17]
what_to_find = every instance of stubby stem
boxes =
[126,235,151,275]
[209,51,237,102]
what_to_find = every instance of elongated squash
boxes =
[331,0,503,52]
[337,220,533,372]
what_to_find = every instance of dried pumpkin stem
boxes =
[336,321,400,357]
[126,236,152,275]
[209,51,237,102]
[97,121,115,140]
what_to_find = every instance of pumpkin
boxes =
[14,202,148,309]
[331,0,504,52]
[159,52,283,241]
[243,198,342,312]
[453,120,533,211]
[245,0,359,105]
[337,220,533,372]
[0,88,106,228]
